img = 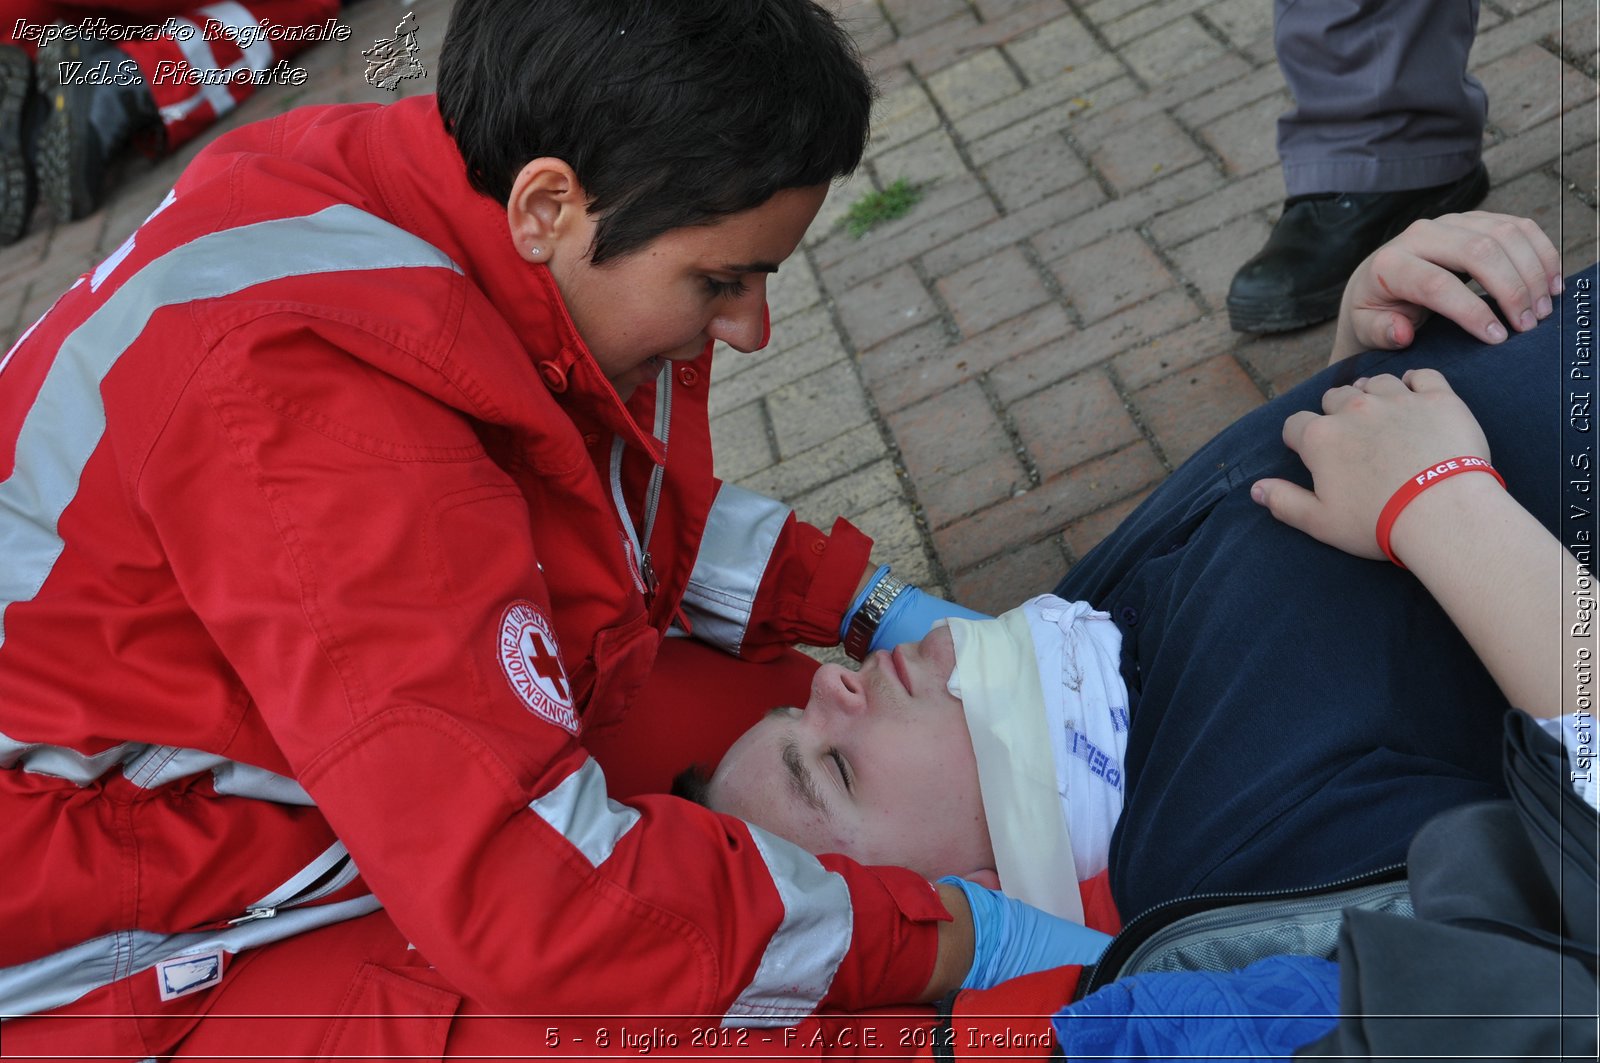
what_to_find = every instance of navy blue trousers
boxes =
[1056,285,1587,920]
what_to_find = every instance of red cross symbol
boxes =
[525,632,569,701]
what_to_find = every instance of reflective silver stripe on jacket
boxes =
[681,484,789,654]
[0,847,375,1017]
[0,731,314,805]
[722,824,851,1027]
[526,758,641,867]
[0,203,461,654]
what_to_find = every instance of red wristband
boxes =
[1375,455,1505,568]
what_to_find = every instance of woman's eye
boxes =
[827,749,852,791]
[703,276,748,299]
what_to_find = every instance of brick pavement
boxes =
[1,0,1596,641]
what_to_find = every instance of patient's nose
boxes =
[812,664,869,717]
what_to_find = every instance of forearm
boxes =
[1389,476,1574,718]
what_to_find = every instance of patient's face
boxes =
[706,626,995,883]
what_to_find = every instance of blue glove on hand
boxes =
[872,585,989,654]
[939,876,1114,991]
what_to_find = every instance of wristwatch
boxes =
[842,570,909,660]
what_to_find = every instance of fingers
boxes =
[1380,212,1562,343]
[1400,367,1452,394]
[1250,477,1319,533]
[1281,408,1318,453]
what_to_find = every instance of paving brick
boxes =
[1032,163,1224,259]
[710,402,776,482]
[1200,0,1275,53]
[881,0,972,37]
[869,1,1063,81]
[886,381,1017,485]
[768,363,876,458]
[983,134,1091,211]
[860,303,1077,414]
[1198,91,1290,177]
[742,423,890,503]
[927,49,1024,120]
[812,176,992,283]
[709,328,849,416]
[768,252,822,325]
[951,537,1071,614]
[713,304,834,388]
[873,129,972,188]
[1475,44,1595,136]
[1130,353,1266,465]
[1071,53,1254,152]
[1468,1,1561,67]
[805,172,879,248]
[937,246,1054,336]
[1090,112,1208,194]
[1111,312,1240,390]
[1564,143,1598,206]
[1099,0,1212,47]
[922,179,1108,279]
[1060,487,1153,560]
[992,287,1204,402]
[789,459,904,532]
[1172,60,1286,129]
[962,70,1136,166]
[1051,229,1176,323]
[1233,320,1336,397]
[932,441,1166,570]
[1555,6,1599,66]
[835,0,898,53]
[1120,17,1231,85]
[1147,168,1283,246]
[830,263,939,354]
[1005,12,1107,84]
[1166,211,1272,312]
[849,496,937,587]
[1010,368,1143,478]
[1481,94,1599,187]
[864,82,943,162]
[916,450,1035,529]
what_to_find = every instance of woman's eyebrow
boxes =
[780,738,828,816]
[718,260,780,274]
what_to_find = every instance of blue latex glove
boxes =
[872,585,990,654]
[841,567,991,654]
[939,876,1113,990]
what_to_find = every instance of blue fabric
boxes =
[1052,955,1341,1061]
[937,876,1112,990]
[1054,294,1582,920]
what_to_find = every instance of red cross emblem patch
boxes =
[498,602,578,734]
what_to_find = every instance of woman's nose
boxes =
[708,291,770,353]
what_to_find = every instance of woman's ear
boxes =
[505,158,588,265]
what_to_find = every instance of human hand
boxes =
[870,587,989,655]
[1250,370,1492,561]
[938,876,1112,990]
[1331,212,1562,363]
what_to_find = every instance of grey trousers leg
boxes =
[1276,0,1487,196]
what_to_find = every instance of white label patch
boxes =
[155,949,225,1001]
[498,602,579,734]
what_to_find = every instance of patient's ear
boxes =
[961,868,1001,890]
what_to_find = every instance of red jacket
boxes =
[0,97,946,1043]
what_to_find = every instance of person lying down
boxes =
[678,230,1595,933]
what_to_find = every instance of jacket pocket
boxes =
[315,962,460,1062]
[573,610,659,735]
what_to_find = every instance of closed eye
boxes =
[826,749,852,792]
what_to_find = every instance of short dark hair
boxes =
[437,0,875,264]
[671,764,713,807]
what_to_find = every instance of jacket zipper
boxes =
[1075,862,1408,999]
[608,365,671,600]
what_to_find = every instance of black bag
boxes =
[1297,712,1598,1060]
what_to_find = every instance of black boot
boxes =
[1226,162,1490,334]
[0,43,41,246]
[34,37,159,223]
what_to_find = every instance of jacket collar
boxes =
[366,97,666,462]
